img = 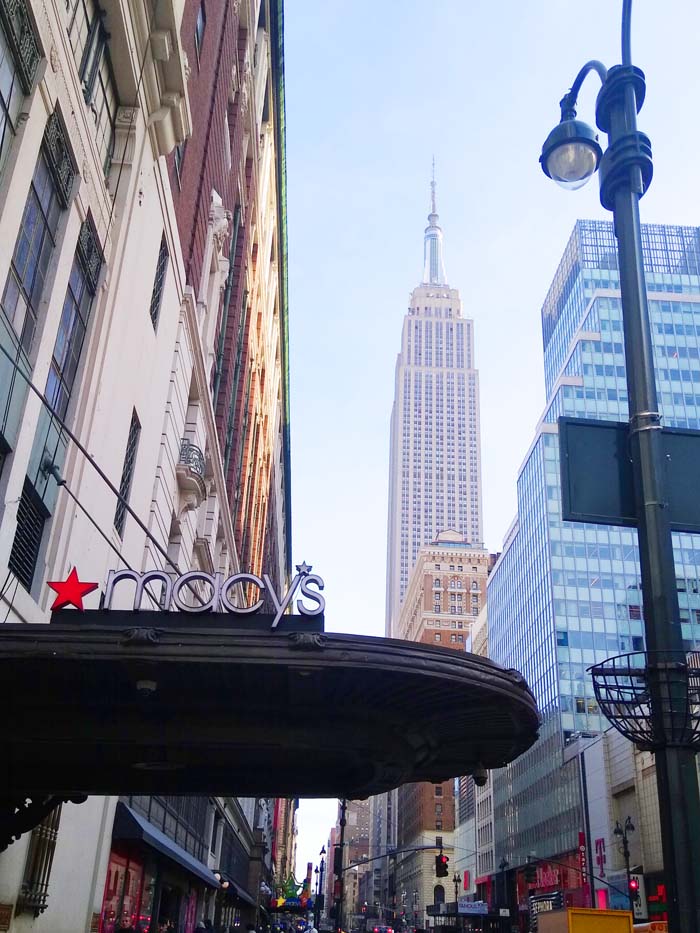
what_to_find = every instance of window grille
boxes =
[0,148,61,355]
[8,478,48,591]
[114,410,140,537]
[16,803,62,916]
[0,0,41,95]
[149,234,169,328]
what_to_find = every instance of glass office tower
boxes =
[488,220,700,866]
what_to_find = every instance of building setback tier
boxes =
[0,621,539,808]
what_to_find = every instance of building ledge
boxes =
[121,0,193,156]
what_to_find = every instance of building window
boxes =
[174,140,186,185]
[15,803,62,916]
[66,0,119,172]
[435,804,443,815]
[8,478,48,591]
[0,19,25,179]
[149,233,169,329]
[210,809,222,855]
[434,633,441,642]
[114,409,140,537]
[434,786,443,797]
[1,149,61,354]
[46,221,100,419]
[194,2,206,61]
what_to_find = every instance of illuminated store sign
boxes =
[49,562,324,629]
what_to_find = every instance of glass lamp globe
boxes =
[540,118,602,191]
[546,141,599,190]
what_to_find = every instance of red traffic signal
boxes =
[435,853,449,877]
[629,877,639,893]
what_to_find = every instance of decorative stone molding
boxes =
[150,29,173,62]
[112,107,138,167]
[211,202,232,256]
[49,43,58,73]
[176,439,207,512]
[239,56,252,115]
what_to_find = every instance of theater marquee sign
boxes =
[47,561,325,629]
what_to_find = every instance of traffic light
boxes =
[629,877,639,896]
[524,860,537,884]
[435,853,449,877]
[333,844,343,875]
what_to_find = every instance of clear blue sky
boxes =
[285,1,700,877]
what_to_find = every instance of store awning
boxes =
[0,617,539,801]
[113,801,219,888]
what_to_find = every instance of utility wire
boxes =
[0,338,185,581]
[58,478,163,611]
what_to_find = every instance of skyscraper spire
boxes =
[423,159,447,285]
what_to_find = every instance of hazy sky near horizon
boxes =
[285,1,700,879]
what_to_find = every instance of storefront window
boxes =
[100,850,151,932]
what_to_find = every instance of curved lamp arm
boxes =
[622,0,632,66]
[560,60,609,120]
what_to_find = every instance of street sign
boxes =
[558,417,700,532]
[499,908,510,917]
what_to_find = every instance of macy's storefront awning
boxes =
[0,605,539,844]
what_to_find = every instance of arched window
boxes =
[434,885,445,905]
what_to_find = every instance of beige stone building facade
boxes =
[394,531,490,648]
[0,0,290,930]
[394,533,491,926]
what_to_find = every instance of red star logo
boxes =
[48,567,99,610]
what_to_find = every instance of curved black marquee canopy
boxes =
[0,613,539,840]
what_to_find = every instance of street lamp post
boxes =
[336,801,348,933]
[614,816,635,914]
[539,4,700,931]
[452,873,460,933]
[498,858,509,913]
[315,846,326,930]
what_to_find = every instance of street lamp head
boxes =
[320,846,326,856]
[540,117,602,191]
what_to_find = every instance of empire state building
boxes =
[385,178,483,636]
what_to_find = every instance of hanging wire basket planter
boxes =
[588,651,700,750]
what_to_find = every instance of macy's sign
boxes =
[103,562,324,629]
